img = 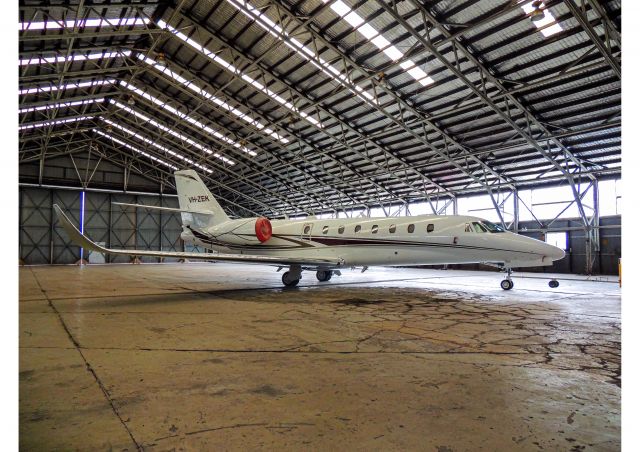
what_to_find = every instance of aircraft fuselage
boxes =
[181,214,564,269]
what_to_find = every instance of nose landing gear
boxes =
[548,279,560,288]
[501,268,514,290]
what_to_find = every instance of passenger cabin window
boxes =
[472,222,488,233]
[407,224,415,233]
[354,225,361,233]
[389,224,396,233]
[322,225,329,235]
[338,225,345,234]
[372,225,379,234]
[464,223,472,233]
[427,224,434,233]
[303,225,311,234]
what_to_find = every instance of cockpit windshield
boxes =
[481,220,505,233]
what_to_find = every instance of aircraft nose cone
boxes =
[549,244,565,261]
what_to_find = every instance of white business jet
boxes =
[54,169,565,290]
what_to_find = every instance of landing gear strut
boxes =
[501,268,514,291]
[282,264,302,288]
[316,270,332,282]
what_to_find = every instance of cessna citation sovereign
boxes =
[54,169,565,290]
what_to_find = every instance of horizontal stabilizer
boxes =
[112,202,213,215]
[53,204,341,267]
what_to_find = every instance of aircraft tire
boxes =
[316,270,332,282]
[548,279,560,288]
[282,271,300,287]
[500,279,514,290]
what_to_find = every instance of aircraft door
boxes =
[301,222,314,241]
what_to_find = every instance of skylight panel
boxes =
[19,18,150,31]
[322,0,435,87]
[19,79,115,95]
[119,81,257,157]
[19,98,105,114]
[100,118,214,174]
[520,1,563,37]
[19,50,131,66]
[19,116,93,130]
[110,99,235,165]
[137,54,289,144]
[157,19,326,127]
[222,0,377,105]
[93,128,178,171]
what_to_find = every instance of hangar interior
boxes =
[19,0,621,450]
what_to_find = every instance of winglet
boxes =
[53,204,106,253]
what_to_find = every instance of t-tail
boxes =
[175,169,229,228]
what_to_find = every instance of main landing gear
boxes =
[316,270,332,282]
[281,264,302,288]
[499,267,561,290]
[280,266,340,287]
[501,268,514,291]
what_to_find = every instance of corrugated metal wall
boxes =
[518,216,621,275]
[19,186,184,264]
[19,185,622,274]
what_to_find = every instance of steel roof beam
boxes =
[19,65,137,83]
[117,77,366,213]
[90,127,272,216]
[160,10,453,213]
[383,0,597,226]
[106,106,322,214]
[563,0,621,79]
[260,1,513,201]
[20,27,163,42]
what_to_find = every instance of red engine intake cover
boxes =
[255,217,272,243]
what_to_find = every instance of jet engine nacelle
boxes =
[209,217,273,245]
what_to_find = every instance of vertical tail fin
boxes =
[175,170,229,227]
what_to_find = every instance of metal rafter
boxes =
[563,0,621,79]
[377,0,600,227]
[167,10,456,197]
[234,0,519,225]
[107,105,325,214]
[88,128,270,216]
[156,11,452,214]
[113,76,367,213]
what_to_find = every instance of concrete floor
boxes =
[20,263,620,451]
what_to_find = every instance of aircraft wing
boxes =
[53,204,342,267]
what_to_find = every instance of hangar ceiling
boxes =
[19,0,621,220]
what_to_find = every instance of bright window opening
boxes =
[19,116,93,130]
[19,79,115,96]
[19,98,105,114]
[138,54,288,143]
[119,81,256,157]
[157,19,323,128]
[517,184,594,221]
[322,0,434,87]
[99,117,214,174]
[598,179,622,216]
[19,50,131,66]
[93,128,178,170]
[545,232,567,250]
[520,1,563,37]
[19,18,150,31]
[110,100,235,165]
[457,192,514,224]
[224,0,377,106]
